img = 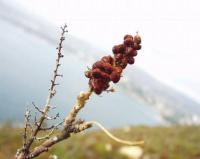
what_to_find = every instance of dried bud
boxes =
[134,35,141,44]
[85,71,92,78]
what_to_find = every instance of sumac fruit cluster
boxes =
[113,34,141,69]
[85,34,141,94]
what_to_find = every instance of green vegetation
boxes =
[0,123,200,159]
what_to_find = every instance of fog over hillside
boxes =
[0,0,200,127]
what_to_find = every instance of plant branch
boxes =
[28,89,93,158]
[64,89,93,127]
[15,24,68,159]
[15,30,143,159]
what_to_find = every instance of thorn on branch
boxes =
[56,74,63,77]
[51,80,54,85]
[54,83,60,86]
[58,53,64,58]
[45,113,59,120]
[60,37,65,41]
[50,90,56,97]
[32,102,44,114]
[48,105,57,109]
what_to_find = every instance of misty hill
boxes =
[0,0,200,127]
[120,68,200,124]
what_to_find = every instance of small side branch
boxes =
[32,102,44,114]
[36,121,63,141]
[23,109,31,149]
[28,122,92,158]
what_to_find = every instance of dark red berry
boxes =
[120,62,127,69]
[124,34,133,40]
[125,47,137,56]
[133,43,141,50]
[99,72,110,81]
[101,63,113,74]
[92,69,102,78]
[103,83,110,90]
[112,44,125,54]
[115,67,123,74]
[127,57,135,64]
[124,38,134,46]
[94,87,102,94]
[92,61,104,69]
[115,53,123,61]
[101,56,114,64]
[110,72,120,83]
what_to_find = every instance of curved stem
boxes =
[87,121,144,146]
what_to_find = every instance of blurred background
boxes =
[0,0,200,159]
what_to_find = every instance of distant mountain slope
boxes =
[0,0,199,126]
[120,68,200,124]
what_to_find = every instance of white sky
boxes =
[12,0,200,102]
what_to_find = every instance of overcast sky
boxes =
[12,0,200,102]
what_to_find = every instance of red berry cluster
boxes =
[113,34,141,69]
[85,34,141,94]
[85,56,122,94]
